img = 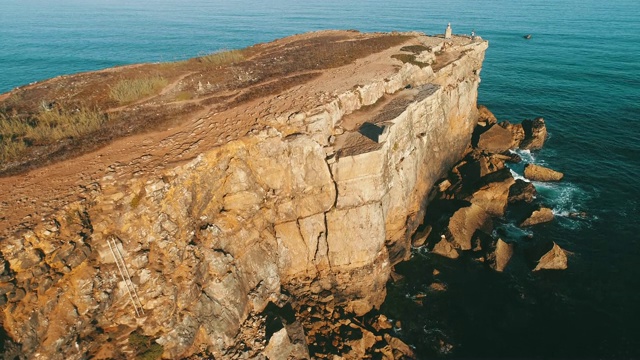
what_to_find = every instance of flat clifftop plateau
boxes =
[0,30,487,359]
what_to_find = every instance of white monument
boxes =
[445,23,452,39]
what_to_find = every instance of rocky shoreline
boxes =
[231,105,574,359]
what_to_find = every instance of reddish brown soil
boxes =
[0,30,425,234]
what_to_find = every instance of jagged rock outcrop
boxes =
[486,238,515,272]
[533,242,568,271]
[500,121,526,148]
[0,30,488,359]
[476,105,497,126]
[524,163,564,181]
[432,235,460,259]
[466,175,516,217]
[445,204,493,250]
[509,179,537,203]
[520,117,548,150]
[520,207,555,227]
[476,123,515,153]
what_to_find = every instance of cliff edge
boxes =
[0,30,487,358]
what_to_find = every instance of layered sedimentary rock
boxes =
[0,31,487,358]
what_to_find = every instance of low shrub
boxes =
[110,76,168,104]
[0,105,107,163]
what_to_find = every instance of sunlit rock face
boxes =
[0,31,487,359]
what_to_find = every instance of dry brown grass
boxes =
[0,106,107,164]
[109,76,168,104]
[196,49,245,66]
[0,32,414,175]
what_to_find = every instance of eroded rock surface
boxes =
[521,207,555,227]
[534,242,568,271]
[520,117,548,150]
[524,164,564,181]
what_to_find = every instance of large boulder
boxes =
[446,204,493,250]
[520,117,547,150]
[523,164,564,182]
[477,105,498,126]
[520,207,554,227]
[467,175,516,217]
[534,242,568,271]
[486,238,515,272]
[432,235,460,259]
[499,121,525,148]
[476,124,515,154]
[508,179,537,203]
[263,322,310,360]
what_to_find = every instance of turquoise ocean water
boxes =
[2,0,639,357]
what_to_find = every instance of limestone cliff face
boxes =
[0,33,487,358]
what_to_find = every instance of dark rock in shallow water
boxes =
[508,179,537,203]
[520,207,554,227]
[523,163,564,181]
[520,117,547,150]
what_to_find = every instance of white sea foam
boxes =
[509,168,529,182]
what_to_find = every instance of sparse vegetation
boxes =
[174,91,193,101]
[129,330,163,360]
[197,49,245,66]
[400,45,429,54]
[391,53,429,67]
[109,76,168,104]
[0,106,108,163]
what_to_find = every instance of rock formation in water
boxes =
[0,30,488,358]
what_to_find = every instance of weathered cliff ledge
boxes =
[0,30,487,358]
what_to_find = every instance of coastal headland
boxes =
[0,30,490,358]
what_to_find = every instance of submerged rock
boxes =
[520,207,554,227]
[534,242,568,271]
[523,163,564,181]
[520,117,547,150]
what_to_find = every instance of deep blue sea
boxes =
[2,0,639,358]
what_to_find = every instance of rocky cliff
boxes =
[0,30,487,358]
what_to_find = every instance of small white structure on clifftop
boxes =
[445,22,452,39]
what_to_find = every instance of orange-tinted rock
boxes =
[520,117,547,150]
[534,242,568,271]
[477,124,515,153]
[523,164,564,182]
[520,207,554,227]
